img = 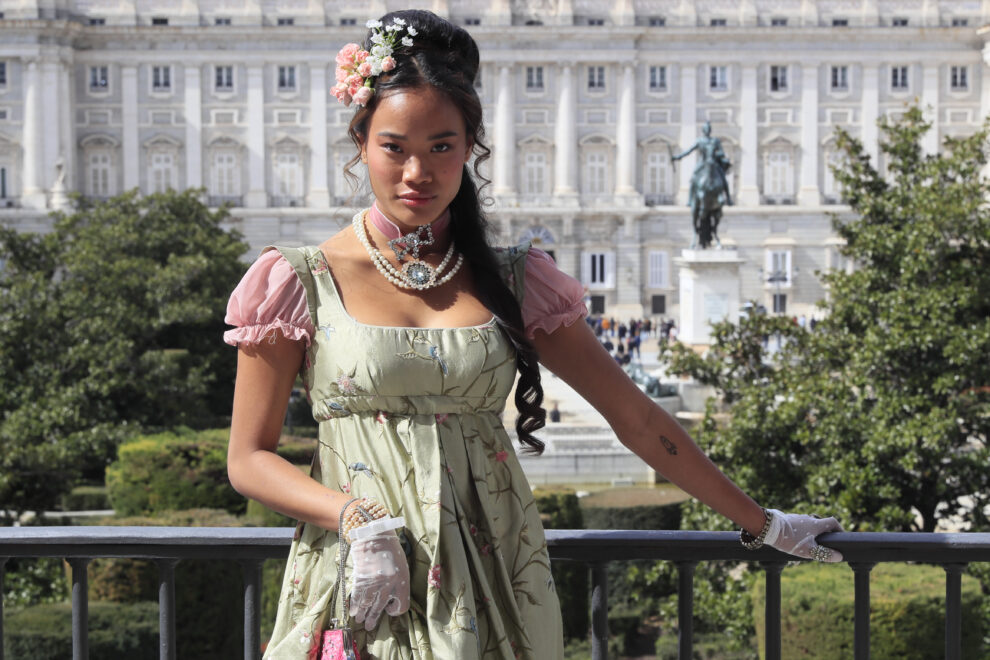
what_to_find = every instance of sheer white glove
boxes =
[764,508,844,563]
[348,519,410,631]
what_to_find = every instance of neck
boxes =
[368,202,451,252]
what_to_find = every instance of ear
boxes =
[359,136,369,164]
[463,139,474,164]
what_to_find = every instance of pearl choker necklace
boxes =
[353,210,464,290]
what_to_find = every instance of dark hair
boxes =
[344,10,546,453]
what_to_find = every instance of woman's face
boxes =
[360,87,474,231]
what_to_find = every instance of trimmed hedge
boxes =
[106,428,244,516]
[753,562,986,659]
[4,601,158,659]
[534,489,589,641]
[60,485,111,511]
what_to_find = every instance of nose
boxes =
[402,156,431,184]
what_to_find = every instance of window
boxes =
[823,150,844,203]
[651,295,666,315]
[891,66,908,90]
[765,151,792,197]
[832,18,848,27]
[277,17,294,26]
[766,249,792,287]
[587,66,605,91]
[951,66,969,91]
[152,17,168,26]
[644,150,672,202]
[152,66,171,92]
[89,66,109,91]
[952,18,968,27]
[215,66,233,92]
[648,251,670,288]
[274,152,302,199]
[0,62,6,87]
[0,165,7,199]
[710,18,727,26]
[149,151,175,193]
[278,66,296,92]
[211,151,240,197]
[649,17,665,27]
[892,17,908,27]
[772,293,787,314]
[525,66,544,91]
[339,18,356,26]
[830,65,848,91]
[582,251,615,288]
[649,65,667,92]
[585,152,607,194]
[769,65,788,92]
[465,18,481,26]
[587,18,605,26]
[88,152,112,197]
[709,65,728,91]
[771,17,787,26]
[523,152,548,195]
[89,17,105,25]
[215,17,231,25]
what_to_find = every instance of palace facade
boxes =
[0,0,986,320]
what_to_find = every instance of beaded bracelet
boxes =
[740,508,774,550]
[340,496,389,543]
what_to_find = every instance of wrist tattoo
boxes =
[659,435,678,455]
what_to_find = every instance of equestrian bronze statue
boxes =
[670,121,732,249]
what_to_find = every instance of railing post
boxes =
[675,561,696,660]
[590,561,608,660]
[849,562,875,660]
[943,563,966,660]
[69,557,90,660]
[242,558,264,660]
[157,558,179,660]
[760,561,785,660]
[0,556,7,660]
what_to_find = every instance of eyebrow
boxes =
[377,130,459,141]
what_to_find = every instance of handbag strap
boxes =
[328,500,356,626]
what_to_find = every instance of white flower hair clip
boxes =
[332,17,418,107]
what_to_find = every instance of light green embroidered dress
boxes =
[263,244,564,660]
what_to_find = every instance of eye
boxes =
[432,143,452,153]
[382,143,402,153]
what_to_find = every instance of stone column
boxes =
[21,58,45,209]
[677,64,697,203]
[553,64,579,199]
[245,65,268,208]
[615,63,638,196]
[797,62,820,206]
[921,64,939,154]
[40,57,62,196]
[861,65,880,167]
[738,63,759,206]
[493,65,516,196]
[121,64,139,191]
[58,57,76,195]
[307,62,330,207]
[980,53,990,180]
[184,65,202,189]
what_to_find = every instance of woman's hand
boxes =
[763,509,844,563]
[348,529,410,630]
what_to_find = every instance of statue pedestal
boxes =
[675,249,745,346]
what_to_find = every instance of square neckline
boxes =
[314,248,498,332]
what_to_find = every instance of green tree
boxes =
[0,189,248,521]
[663,105,990,534]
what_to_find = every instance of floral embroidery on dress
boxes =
[348,462,376,480]
[310,259,328,275]
[329,367,366,397]
[494,450,508,463]
[427,564,442,589]
[435,412,449,424]
[318,323,335,340]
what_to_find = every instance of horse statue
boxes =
[670,121,732,249]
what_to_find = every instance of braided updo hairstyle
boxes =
[344,9,546,453]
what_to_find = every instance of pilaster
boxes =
[738,64,759,206]
[981,55,990,180]
[487,0,511,27]
[493,65,516,197]
[610,0,634,26]
[797,63,820,206]
[21,59,45,209]
[677,64,697,203]
[921,65,939,154]
[307,63,330,207]
[615,63,639,199]
[58,57,76,196]
[121,65,139,191]
[553,65,579,203]
[861,65,880,167]
[184,65,203,189]
[40,57,62,200]
[245,65,267,208]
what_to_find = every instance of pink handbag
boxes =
[318,532,360,660]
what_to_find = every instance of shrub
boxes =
[753,562,986,659]
[534,489,589,641]
[4,601,159,659]
[105,428,243,516]
[60,485,111,511]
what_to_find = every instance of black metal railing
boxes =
[1,528,987,660]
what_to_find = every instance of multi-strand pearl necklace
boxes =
[353,210,464,290]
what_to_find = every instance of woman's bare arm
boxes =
[531,320,767,536]
[227,332,353,531]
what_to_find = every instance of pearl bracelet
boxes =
[740,508,774,550]
[340,496,389,543]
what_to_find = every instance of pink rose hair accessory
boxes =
[331,17,417,107]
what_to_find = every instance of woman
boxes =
[225,10,841,659]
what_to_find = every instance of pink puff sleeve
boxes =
[223,249,315,347]
[521,248,588,339]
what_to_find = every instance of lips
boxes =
[397,193,436,207]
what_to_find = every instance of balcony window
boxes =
[215,66,233,92]
[152,66,171,92]
[770,65,788,92]
[149,151,176,194]
[773,293,787,313]
[648,250,670,289]
[649,16,665,27]
[831,65,849,91]
[952,18,968,27]
[771,17,787,26]
[710,18,727,26]
[644,150,672,203]
[587,18,605,26]
[339,18,356,26]
[277,17,294,26]
[89,66,109,91]
[525,66,544,91]
[215,17,231,26]
[950,66,968,91]
[582,251,615,289]
[151,17,168,26]
[709,65,728,92]
[465,18,481,26]
[648,65,667,92]
[87,152,113,198]
[584,151,607,194]
[523,152,548,196]
[587,66,605,91]
[891,66,908,91]
[765,151,793,199]
[892,17,908,27]
[0,62,6,88]
[88,17,105,25]
[278,66,296,92]
[832,18,848,26]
